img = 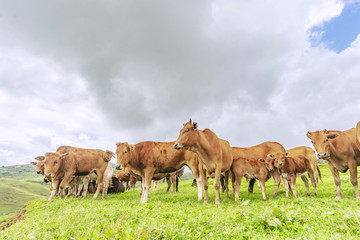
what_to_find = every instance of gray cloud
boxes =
[0,0,359,165]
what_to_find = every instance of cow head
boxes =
[259,155,275,171]
[115,142,135,171]
[173,118,198,150]
[44,152,68,178]
[115,168,131,181]
[307,130,338,160]
[265,152,288,169]
[103,150,115,162]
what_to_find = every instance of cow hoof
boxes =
[356,196,360,200]
[263,198,267,201]
[215,203,220,208]
[335,196,342,200]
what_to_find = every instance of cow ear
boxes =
[130,145,136,151]
[189,118,192,124]
[30,161,37,165]
[116,142,120,147]
[35,156,45,161]
[323,129,327,133]
[259,158,265,162]
[327,133,339,139]
[285,152,290,157]
[60,152,69,159]
[306,131,312,138]
[193,122,198,130]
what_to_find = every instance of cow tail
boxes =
[317,165,322,182]
[356,121,360,150]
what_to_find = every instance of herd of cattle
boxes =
[31,119,360,207]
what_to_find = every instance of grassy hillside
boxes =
[0,165,50,216]
[1,165,360,239]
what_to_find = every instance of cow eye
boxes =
[124,151,128,154]
[325,139,328,143]
[311,141,314,144]
[54,161,58,164]
[184,129,189,133]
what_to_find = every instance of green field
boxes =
[1,165,360,239]
[0,165,50,216]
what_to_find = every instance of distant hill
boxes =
[0,164,49,216]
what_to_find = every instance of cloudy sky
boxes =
[1,0,360,166]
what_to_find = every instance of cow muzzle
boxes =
[37,171,42,174]
[173,143,182,150]
[278,163,283,167]
[44,173,52,178]
[115,164,122,170]
[124,172,130,178]
[318,152,330,159]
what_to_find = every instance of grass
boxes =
[0,164,50,216]
[1,165,360,239]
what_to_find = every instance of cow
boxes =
[287,146,322,184]
[116,169,140,191]
[115,141,202,204]
[307,125,360,200]
[268,152,317,198]
[174,119,233,207]
[44,146,114,200]
[231,142,285,201]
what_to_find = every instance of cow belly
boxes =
[281,171,307,180]
[244,174,257,179]
[76,171,90,176]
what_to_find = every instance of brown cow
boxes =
[307,125,360,200]
[174,119,233,207]
[287,146,322,184]
[231,142,285,201]
[44,146,114,200]
[115,141,202,203]
[268,152,317,198]
[116,169,140,191]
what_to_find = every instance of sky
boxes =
[1,0,360,167]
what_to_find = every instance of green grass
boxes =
[1,165,360,239]
[0,164,50,216]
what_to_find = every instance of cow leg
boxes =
[348,160,360,200]
[308,170,317,196]
[171,174,176,193]
[327,162,342,199]
[224,171,230,199]
[165,177,171,192]
[200,167,209,204]
[301,176,310,196]
[282,178,290,199]
[248,179,255,194]
[272,171,281,196]
[102,178,109,200]
[290,175,297,199]
[233,173,243,202]
[60,174,73,199]
[141,173,153,203]
[259,178,267,201]
[93,172,104,200]
[188,162,203,200]
[196,177,203,201]
[214,167,222,207]
[48,179,60,200]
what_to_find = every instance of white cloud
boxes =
[0,0,359,166]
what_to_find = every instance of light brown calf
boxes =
[115,141,202,203]
[269,152,317,198]
[174,119,233,207]
[44,146,113,200]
